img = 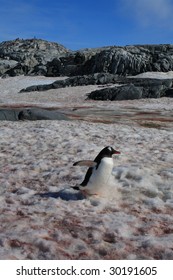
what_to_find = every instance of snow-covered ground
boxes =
[0,74,173,259]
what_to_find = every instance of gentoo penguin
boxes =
[73,146,120,196]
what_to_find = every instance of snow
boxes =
[132,71,173,79]
[0,73,173,259]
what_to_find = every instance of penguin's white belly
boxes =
[85,158,114,194]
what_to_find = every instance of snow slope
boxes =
[0,74,173,259]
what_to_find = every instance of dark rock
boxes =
[82,44,173,76]
[1,39,173,77]
[121,78,172,98]
[20,73,119,92]
[5,63,29,77]
[87,84,143,101]
[46,47,110,76]
[46,58,63,77]
[103,232,116,243]
[87,77,173,100]
[165,88,173,97]
[45,44,173,77]
[0,59,18,76]
[0,38,69,76]
[20,83,54,92]
[20,73,173,100]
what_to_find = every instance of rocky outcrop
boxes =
[0,38,69,77]
[88,85,143,101]
[20,72,173,100]
[1,39,173,77]
[87,78,173,100]
[46,47,110,76]
[46,44,173,77]
[82,45,173,75]
[20,73,119,92]
[0,59,18,76]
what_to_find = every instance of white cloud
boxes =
[121,0,173,27]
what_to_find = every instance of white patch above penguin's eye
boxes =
[108,146,113,151]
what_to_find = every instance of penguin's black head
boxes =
[94,146,120,163]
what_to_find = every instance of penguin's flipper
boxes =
[73,160,97,167]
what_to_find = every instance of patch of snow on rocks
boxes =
[132,71,173,79]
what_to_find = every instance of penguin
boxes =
[73,146,120,195]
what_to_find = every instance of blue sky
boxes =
[0,0,173,50]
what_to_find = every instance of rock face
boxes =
[88,85,143,101]
[82,45,173,75]
[1,39,173,101]
[45,44,173,77]
[0,38,69,77]
[87,78,173,100]
[1,39,173,77]
[46,47,111,76]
